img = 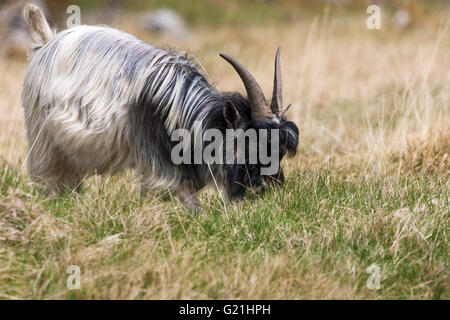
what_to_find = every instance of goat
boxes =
[22,4,299,210]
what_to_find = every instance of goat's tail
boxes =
[23,3,54,49]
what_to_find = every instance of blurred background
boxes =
[1,0,449,59]
[0,0,449,174]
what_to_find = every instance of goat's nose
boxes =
[253,180,267,194]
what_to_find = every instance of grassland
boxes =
[0,3,449,299]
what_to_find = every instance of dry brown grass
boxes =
[0,7,448,299]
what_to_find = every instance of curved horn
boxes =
[270,47,282,116]
[220,53,272,120]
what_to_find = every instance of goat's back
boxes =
[22,25,210,186]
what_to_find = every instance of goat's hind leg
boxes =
[27,144,83,194]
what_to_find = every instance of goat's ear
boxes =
[223,101,241,127]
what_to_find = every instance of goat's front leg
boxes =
[175,182,202,212]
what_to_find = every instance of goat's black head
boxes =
[220,47,299,200]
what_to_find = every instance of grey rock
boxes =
[139,8,190,40]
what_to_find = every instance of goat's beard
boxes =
[223,163,284,200]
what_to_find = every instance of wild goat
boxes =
[22,4,299,210]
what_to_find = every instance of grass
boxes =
[0,2,449,299]
[1,167,448,299]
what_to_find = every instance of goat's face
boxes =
[222,109,299,200]
[220,47,299,200]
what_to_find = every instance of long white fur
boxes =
[22,6,218,191]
